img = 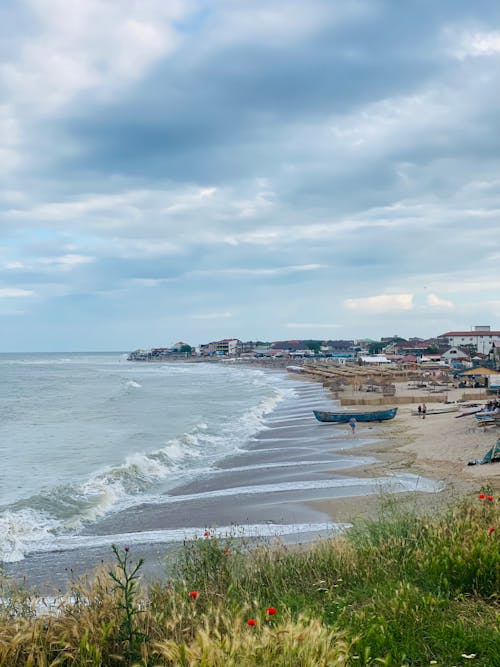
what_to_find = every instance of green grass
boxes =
[0,492,498,666]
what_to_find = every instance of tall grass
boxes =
[0,492,498,666]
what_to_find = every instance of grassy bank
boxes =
[0,492,499,666]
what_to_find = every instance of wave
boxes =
[0,375,291,563]
[125,380,142,388]
[30,522,350,555]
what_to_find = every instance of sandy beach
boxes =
[308,383,500,523]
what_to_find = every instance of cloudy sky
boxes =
[1,0,500,351]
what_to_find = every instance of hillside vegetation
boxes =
[0,492,498,666]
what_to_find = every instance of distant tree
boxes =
[304,340,322,354]
[461,344,477,357]
[424,346,440,354]
[368,342,386,355]
[180,344,192,355]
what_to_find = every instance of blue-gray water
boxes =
[0,353,441,574]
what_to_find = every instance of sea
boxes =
[0,352,442,583]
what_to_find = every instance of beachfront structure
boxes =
[358,355,391,364]
[440,346,471,366]
[198,339,241,356]
[437,326,500,355]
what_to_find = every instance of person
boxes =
[417,404,422,417]
[422,403,427,419]
[348,416,356,435]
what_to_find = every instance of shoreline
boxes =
[305,385,499,524]
[3,369,498,591]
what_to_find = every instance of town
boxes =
[128,325,500,373]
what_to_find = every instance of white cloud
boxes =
[427,293,454,309]
[2,0,190,113]
[38,254,95,269]
[0,105,22,173]
[344,294,414,313]
[452,30,500,59]
[191,312,233,320]
[193,264,324,277]
[0,288,34,298]
[4,261,25,270]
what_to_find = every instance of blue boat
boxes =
[313,407,398,423]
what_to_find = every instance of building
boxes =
[215,338,240,356]
[440,346,471,366]
[437,326,500,355]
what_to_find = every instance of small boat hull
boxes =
[313,407,398,423]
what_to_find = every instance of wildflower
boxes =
[486,495,494,501]
[247,618,256,626]
[461,654,476,659]
[266,607,277,616]
[478,493,486,499]
[124,546,129,552]
[204,529,211,537]
[189,591,199,599]
[488,527,495,534]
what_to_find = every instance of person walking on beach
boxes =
[417,404,422,417]
[422,403,427,419]
[348,416,356,435]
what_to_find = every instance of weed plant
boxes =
[0,493,498,666]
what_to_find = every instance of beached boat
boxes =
[313,407,398,423]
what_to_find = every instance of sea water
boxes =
[1,353,443,572]
[0,353,295,562]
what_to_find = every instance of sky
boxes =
[1,0,500,351]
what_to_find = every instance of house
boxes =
[440,346,471,366]
[437,326,500,355]
[215,339,240,356]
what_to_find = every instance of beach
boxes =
[308,385,500,523]
[2,362,498,591]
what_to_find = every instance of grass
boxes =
[0,492,498,666]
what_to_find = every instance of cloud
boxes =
[193,264,325,277]
[451,30,500,59]
[0,288,34,298]
[191,312,233,320]
[38,254,95,269]
[427,293,454,309]
[2,1,500,349]
[344,294,414,313]
[2,0,189,113]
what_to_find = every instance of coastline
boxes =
[3,365,498,591]
[305,384,499,524]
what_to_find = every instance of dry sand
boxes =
[307,384,499,523]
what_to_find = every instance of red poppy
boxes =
[478,493,486,499]
[266,607,277,616]
[204,529,211,537]
[487,495,494,501]
[189,591,199,599]
[488,527,495,534]
[247,618,256,626]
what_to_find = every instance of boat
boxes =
[313,407,398,423]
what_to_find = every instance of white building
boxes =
[437,326,500,355]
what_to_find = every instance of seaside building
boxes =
[437,326,500,355]
[440,346,471,367]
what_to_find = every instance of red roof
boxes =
[438,331,500,337]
